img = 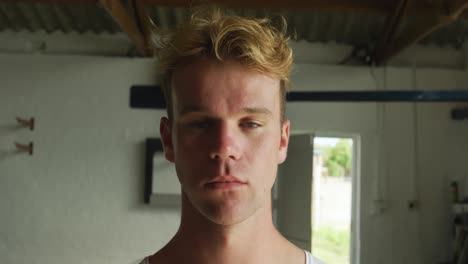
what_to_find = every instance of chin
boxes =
[198,197,262,226]
[183,186,266,226]
[204,210,252,226]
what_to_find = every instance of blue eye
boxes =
[242,121,262,128]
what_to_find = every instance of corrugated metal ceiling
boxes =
[1,2,467,49]
[0,2,119,33]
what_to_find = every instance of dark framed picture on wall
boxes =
[144,138,181,206]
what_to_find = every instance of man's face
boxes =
[160,58,290,225]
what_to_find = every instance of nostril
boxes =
[211,153,221,160]
[211,152,235,161]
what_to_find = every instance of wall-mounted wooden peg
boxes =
[16,117,35,131]
[14,142,33,155]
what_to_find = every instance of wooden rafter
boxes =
[378,0,468,65]
[98,0,152,56]
[373,0,412,65]
[141,0,468,19]
[0,0,392,11]
[130,0,154,56]
[447,0,468,18]
[141,0,393,13]
[2,0,468,61]
[0,0,465,18]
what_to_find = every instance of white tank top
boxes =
[306,250,326,264]
[140,250,325,264]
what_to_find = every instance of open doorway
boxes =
[311,136,357,264]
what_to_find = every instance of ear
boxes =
[160,117,175,163]
[277,119,290,164]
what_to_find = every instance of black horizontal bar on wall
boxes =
[130,84,468,107]
[287,91,468,102]
[130,85,166,109]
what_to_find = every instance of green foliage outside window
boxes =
[320,139,352,177]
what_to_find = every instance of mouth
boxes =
[204,176,247,189]
[205,181,247,190]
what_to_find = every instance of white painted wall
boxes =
[289,64,468,264]
[0,41,467,264]
[0,54,177,264]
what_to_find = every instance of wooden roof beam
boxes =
[0,0,438,15]
[373,0,412,65]
[3,0,468,19]
[141,0,394,13]
[98,0,152,56]
[140,0,468,20]
[378,0,468,65]
[131,0,154,56]
[447,0,468,18]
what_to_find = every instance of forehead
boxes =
[170,58,280,116]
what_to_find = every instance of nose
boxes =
[209,122,241,161]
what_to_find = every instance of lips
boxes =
[204,175,247,189]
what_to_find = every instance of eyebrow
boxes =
[242,107,272,116]
[178,106,272,117]
[178,106,205,116]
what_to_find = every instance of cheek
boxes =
[172,132,202,172]
[173,129,200,152]
[250,131,281,157]
[246,134,281,178]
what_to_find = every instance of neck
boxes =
[164,192,286,264]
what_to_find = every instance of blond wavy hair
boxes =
[152,7,293,122]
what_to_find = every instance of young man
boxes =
[141,8,324,264]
